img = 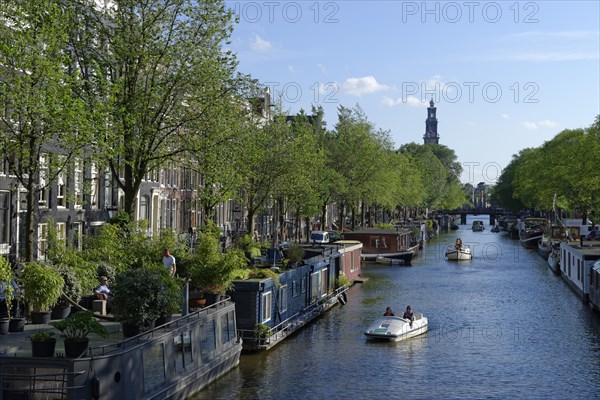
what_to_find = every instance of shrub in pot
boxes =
[29,331,56,357]
[111,268,168,337]
[51,264,83,319]
[50,311,108,358]
[21,263,64,324]
[0,257,16,332]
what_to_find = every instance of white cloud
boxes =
[538,119,559,128]
[521,119,560,130]
[317,63,327,74]
[500,114,510,119]
[250,34,272,52]
[521,121,539,130]
[341,76,389,96]
[382,95,427,107]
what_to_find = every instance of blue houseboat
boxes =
[232,242,362,352]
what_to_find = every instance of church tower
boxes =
[423,98,439,144]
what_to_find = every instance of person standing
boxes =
[163,248,176,277]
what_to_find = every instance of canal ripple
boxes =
[193,216,600,400]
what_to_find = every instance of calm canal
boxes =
[193,215,600,400]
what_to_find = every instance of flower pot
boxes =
[204,293,222,306]
[9,318,25,333]
[188,298,206,309]
[51,305,72,320]
[31,338,57,357]
[64,338,89,358]
[0,318,9,335]
[31,311,52,324]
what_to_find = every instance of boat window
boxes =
[201,320,217,362]
[261,291,272,323]
[143,343,165,394]
[279,285,288,313]
[174,331,192,373]
[221,310,237,344]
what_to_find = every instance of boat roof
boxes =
[344,228,412,235]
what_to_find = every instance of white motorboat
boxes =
[445,245,472,261]
[472,221,485,232]
[364,312,428,341]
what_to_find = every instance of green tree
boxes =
[0,1,92,261]
[71,0,245,218]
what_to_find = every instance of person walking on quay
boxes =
[163,248,176,277]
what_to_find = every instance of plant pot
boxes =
[188,298,206,309]
[64,338,89,358]
[9,318,25,333]
[31,338,57,357]
[121,320,156,338]
[31,311,52,324]
[204,293,223,306]
[156,314,172,326]
[0,318,9,335]
[51,305,72,320]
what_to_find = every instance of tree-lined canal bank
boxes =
[193,215,600,400]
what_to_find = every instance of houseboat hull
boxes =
[0,301,242,400]
[365,251,413,264]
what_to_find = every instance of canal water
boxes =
[193,215,600,400]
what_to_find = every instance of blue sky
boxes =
[225,1,600,184]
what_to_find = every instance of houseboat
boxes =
[0,301,242,400]
[589,260,600,312]
[231,241,362,352]
[342,228,417,264]
[559,241,600,303]
[538,225,580,259]
[519,218,549,249]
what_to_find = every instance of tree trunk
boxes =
[25,182,36,262]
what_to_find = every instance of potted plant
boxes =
[0,257,14,334]
[51,264,82,320]
[187,224,247,305]
[49,311,108,358]
[29,331,56,357]
[156,271,183,326]
[20,262,64,324]
[111,268,166,337]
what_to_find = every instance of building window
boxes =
[0,192,10,244]
[74,159,83,208]
[38,154,49,208]
[90,163,100,209]
[38,223,48,260]
[279,285,288,313]
[56,172,66,207]
[140,195,149,221]
[261,291,272,323]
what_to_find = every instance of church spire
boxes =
[423,97,439,144]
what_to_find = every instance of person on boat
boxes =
[383,307,394,316]
[455,238,462,250]
[403,305,414,327]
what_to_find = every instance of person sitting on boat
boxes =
[455,238,463,250]
[383,307,394,316]
[94,276,111,301]
[403,305,414,327]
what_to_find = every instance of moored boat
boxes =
[364,312,428,341]
[519,218,549,249]
[343,228,418,265]
[547,249,561,275]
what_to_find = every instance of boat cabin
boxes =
[559,242,600,302]
[342,228,415,259]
